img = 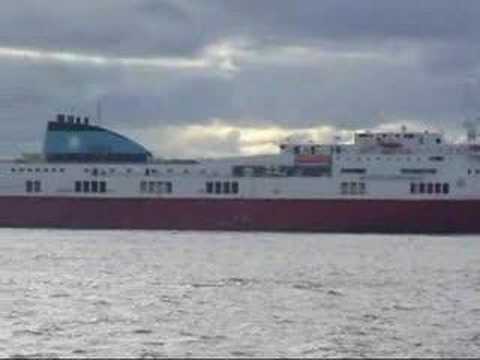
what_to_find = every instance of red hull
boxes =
[0,196,479,233]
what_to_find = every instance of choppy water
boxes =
[0,230,479,358]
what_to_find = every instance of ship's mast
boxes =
[96,100,102,126]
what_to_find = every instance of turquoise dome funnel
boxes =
[43,114,152,163]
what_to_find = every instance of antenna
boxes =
[462,76,480,143]
[376,110,386,124]
[96,100,102,125]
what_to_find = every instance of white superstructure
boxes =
[2,120,480,202]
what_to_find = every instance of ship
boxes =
[2,112,480,233]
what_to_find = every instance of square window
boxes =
[149,182,156,193]
[26,181,33,193]
[419,183,426,193]
[232,182,239,194]
[358,182,366,194]
[350,182,358,194]
[155,182,163,193]
[83,181,90,193]
[427,183,433,194]
[410,183,417,194]
[34,181,41,193]
[91,181,98,193]
[206,182,213,194]
[223,182,231,194]
[442,183,449,194]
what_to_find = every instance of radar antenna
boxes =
[463,118,479,143]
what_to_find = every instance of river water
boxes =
[0,230,478,357]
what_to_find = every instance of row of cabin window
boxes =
[140,181,173,194]
[293,146,327,155]
[341,168,366,174]
[233,165,330,178]
[336,156,445,162]
[86,168,136,176]
[401,168,437,175]
[145,168,193,176]
[341,182,366,195]
[87,168,177,176]
[410,182,449,195]
[467,169,480,176]
[13,168,65,174]
[85,168,117,175]
[146,168,219,176]
[26,180,42,193]
[206,181,239,194]
[86,168,205,177]
[358,133,418,139]
[340,168,438,176]
[75,181,107,193]
[357,133,441,143]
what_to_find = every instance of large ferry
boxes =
[2,113,480,233]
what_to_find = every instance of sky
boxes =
[0,0,479,158]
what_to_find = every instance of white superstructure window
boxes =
[140,181,173,194]
[410,182,449,195]
[75,181,107,194]
[340,182,366,195]
[206,181,239,195]
[26,180,42,193]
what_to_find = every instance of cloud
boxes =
[0,0,478,158]
[0,46,209,70]
[128,119,354,158]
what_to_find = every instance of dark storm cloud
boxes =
[0,0,478,156]
[0,0,213,57]
[1,1,478,57]
[221,0,479,43]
